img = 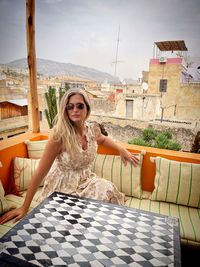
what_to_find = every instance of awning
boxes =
[155,40,188,51]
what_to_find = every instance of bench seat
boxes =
[0,132,199,250]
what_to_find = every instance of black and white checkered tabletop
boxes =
[0,192,181,267]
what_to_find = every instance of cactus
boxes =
[44,84,70,128]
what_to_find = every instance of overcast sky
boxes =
[0,0,200,80]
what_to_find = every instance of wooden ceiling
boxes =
[155,40,188,51]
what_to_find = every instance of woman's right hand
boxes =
[0,206,28,224]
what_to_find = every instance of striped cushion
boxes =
[126,196,200,247]
[0,181,15,215]
[151,157,200,208]
[13,157,43,192]
[92,153,143,198]
[25,140,48,159]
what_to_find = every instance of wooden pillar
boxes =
[26,0,40,132]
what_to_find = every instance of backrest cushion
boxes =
[151,157,200,208]
[0,180,15,215]
[13,157,43,192]
[25,140,48,159]
[92,153,143,198]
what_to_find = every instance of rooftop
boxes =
[0,99,27,106]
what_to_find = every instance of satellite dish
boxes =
[142,82,148,91]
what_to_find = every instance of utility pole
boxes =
[112,25,124,82]
[114,25,120,78]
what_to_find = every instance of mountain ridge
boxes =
[2,58,118,83]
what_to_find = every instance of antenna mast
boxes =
[113,25,121,80]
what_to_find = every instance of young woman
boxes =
[0,89,139,224]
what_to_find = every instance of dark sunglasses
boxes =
[66,103,85,111]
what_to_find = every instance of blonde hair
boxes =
[50,88,91,158]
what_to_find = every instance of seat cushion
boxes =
[150,157,200,208]
[0,181,15,215]
[13,157,43,192]
[0,193,40,238]
[92,153,144,198]
[25,139,48,159]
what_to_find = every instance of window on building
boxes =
[126,100,133,118]
[159,79,167,92]
[40,111,42,121]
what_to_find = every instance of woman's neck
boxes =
[74,122,86,136]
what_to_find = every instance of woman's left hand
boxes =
[119,148,140,167]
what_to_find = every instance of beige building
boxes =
[148,57,200,121]
[114,41,200,123]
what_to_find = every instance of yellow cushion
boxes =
[13,157,43,192]
[0,193,40,237]
[25,140,48,159]
[151,157,200,208]
[92,153,143,198]
[0,181,15,215]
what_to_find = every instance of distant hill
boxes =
[3,58,118,83]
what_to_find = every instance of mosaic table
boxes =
[0,192,181,266]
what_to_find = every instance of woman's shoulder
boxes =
[87,121,101,140]
[87,121,108,136]
[47,136,63,153]
[87,121,100,132]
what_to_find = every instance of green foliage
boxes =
[154,134,169,149]
[167,141,182,151]
[44,87,57,129]
[142,128,157,142]
[128,138,150,147]
[44,84,70,129]
[159,130,172,140]
[59,83,70,103]
[128,128,182,151]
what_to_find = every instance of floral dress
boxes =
[40,123,125,205]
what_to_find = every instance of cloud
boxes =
[0,0,200,79]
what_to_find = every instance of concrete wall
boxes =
[90,98,116,114]
[90,114,199,152]
[0,115,28,140]
[115,93,161,120]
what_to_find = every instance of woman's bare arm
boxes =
[96,127,139,166]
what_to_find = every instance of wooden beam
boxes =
[26,0,40,132]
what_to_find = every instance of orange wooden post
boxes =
[26,0,40,132]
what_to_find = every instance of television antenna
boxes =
[112,25,124,80]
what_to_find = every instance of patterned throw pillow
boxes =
[0,181,15,215]
[92,153,144,198]
[13,157,43,192]
[151,157,200,208]
[25,140,48,159]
